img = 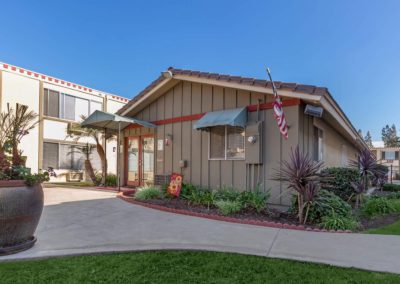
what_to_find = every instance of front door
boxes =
[126,136,154,186]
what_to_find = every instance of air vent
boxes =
[304,104,323,117]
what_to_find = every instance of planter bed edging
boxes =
[117,191,352,234]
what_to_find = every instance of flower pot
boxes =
[0,180,44,255]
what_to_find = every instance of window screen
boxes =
[43,142,59,170]
[71,146,85,170]
[44,89,60,118]
[209,126,225,159]
[59,144,72,169]
[61,94,76,120]
[226,126,245,159]
[75,97,89,121]
[90,101,103,114]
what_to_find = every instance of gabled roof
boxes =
[118,67,367,150]
[117,67,328,115]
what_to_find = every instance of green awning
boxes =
[81,110,155,132]
[193,107,247,130]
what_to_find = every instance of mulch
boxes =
[119,191,400,233]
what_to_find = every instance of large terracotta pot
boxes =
[0,180,44,254]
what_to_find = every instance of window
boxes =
[341,144,348,166]
[382,151,399,160]
[43,89,60,118]
[42,142,100,170]
[313,127,324,161]
[90,101,102,114]
[43,142,59,170]
[209,126,245,160]
[44,88,101,122]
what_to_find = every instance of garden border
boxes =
[117,190,352,234]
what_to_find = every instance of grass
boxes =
[367,219,400,235]
[0,251,399,283]
[44,181,95,188]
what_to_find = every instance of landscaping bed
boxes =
[121,190,400,233]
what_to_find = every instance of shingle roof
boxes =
[118,67,329,115]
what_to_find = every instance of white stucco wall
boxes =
[1,71,40,172]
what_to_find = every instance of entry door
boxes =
[126,136,154,186]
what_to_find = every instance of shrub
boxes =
[214,200,243,215]
[239,190,270,213]
[95,173,118,187]
[361,197,396,218]
[383,183,400,192]
[290,189,352,224]
[319,214,359,231]
[320,167,359,201]
[134,187,162,200]
[387,192,400,199]
[214,186,241,202]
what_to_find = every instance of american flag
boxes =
[267,68,288,139]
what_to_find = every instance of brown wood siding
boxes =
[127,81,302,205]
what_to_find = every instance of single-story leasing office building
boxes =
[117,68,367,206]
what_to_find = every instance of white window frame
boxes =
[208,126,245,161]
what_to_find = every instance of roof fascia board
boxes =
[172,74,322,102]
[120,77,176,116]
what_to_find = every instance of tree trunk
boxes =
[84,160,97,185]
[96,143,107,185]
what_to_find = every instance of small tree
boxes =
[69,143,97,184]
[382,124,400,147]
[275,146,324,224]
[67,118,113,186]
[6,104,39,167]
[364,131,373,148]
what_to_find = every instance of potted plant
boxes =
[0,104,54,255]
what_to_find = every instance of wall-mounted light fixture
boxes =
[247,135,257,144]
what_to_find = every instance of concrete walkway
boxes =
[1,187,400,274]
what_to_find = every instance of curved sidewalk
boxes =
[1,187,400,274]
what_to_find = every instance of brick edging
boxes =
[117,191,352,233]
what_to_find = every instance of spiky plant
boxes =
[274,146,324,224]
[349,148,384,207]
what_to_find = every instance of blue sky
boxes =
[1,0,399,140]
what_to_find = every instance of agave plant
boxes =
[274,146,324,224]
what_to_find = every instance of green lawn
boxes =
[367,219,400,235]
[0,251,399,283]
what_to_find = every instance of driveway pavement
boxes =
[1,187,400,274]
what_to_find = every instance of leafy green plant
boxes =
[95,173,118,187]
[214,200,243,215]
[362,197,396,218]
[24,172,50,186]
[214,186,241,202]
[290,190,352,224]
[134,187,162,200]
[387,192,400,199]
[319,213,359,231]
[320,167,360,201]
[239,189,270,213]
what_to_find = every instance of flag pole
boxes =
[266,68,278,99]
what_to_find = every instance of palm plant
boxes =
[7,104,39,166]
[67,117,113,186]
[70,143,98,184]
[274,146,324,224]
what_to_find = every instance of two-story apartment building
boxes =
[0,62,128,181]
[372,141,400,180]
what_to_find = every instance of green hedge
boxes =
[320,167,360,201]
[382,183,400,192]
